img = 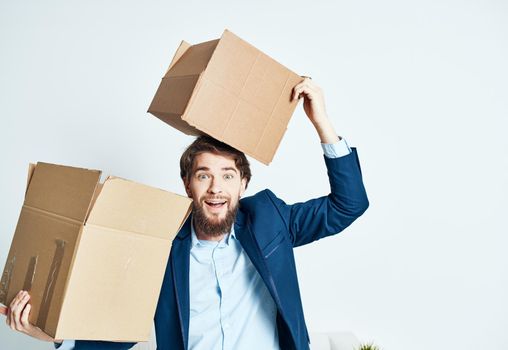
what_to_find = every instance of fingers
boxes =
[20,303,32,328]
[292,77,321,101]
[0,305,7,316]
[6,291,24,327]
[8,290,31,332]
[4,291,54,341]
[292,85,314,101]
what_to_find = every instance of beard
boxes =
[192,197,239,237]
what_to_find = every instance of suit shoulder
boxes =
[240,188,284,208]
[239,189,290,228]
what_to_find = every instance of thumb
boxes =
[0,305,7,316]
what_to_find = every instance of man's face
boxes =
[184,152,247,236]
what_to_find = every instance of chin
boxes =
[205,212,227,223]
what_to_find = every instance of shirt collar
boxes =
[190,219,236,248]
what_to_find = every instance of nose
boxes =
[207,177,222,194]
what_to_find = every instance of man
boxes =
[2,78,369,349]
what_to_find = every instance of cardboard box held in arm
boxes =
[148,29,302,165]
[0,162,192,342]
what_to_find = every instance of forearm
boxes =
[285,148,369,247]
[291,77,340,143]
[312,114,340,144]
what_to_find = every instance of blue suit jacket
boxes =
[71,149,368,350]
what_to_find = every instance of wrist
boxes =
[310,113,329,126]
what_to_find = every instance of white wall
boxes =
[1,0,507,349]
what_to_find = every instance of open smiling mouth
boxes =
[204,200,227,209]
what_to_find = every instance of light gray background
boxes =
[1,0,507,349]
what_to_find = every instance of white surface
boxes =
[310,332,361,350]
[130,328,360,350]
[1,0,507,349]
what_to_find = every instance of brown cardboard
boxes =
[0,162,192,341]
[148,29,302,165]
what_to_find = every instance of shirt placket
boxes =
[212,240,232,350]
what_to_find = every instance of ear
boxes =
[239,178,247,198]
[183,178,192,198]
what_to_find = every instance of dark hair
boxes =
[180,135,252,188]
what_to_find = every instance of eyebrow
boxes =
[194,166,209,173]
[222,167,238,173]
[194,166,238,173]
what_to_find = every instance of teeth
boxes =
[206,201,226,205]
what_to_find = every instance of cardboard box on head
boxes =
[0,162,192,342]
[148,29,302,165]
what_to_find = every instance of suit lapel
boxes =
[234,210,282,308]
[234,210,262,271]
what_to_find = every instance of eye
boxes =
[224,173,234,180]
[197,173,209,180]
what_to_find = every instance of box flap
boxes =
[25,163,37,195]
[24,163,102,223]
[0,208,83,332]
[86,177,192,239]
[165,38,219,78]
[149,38,217,120]
[165,40,191,74]
[148,74,201,117]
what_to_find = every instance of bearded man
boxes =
[3,78,369,350]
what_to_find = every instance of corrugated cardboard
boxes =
[148,29,302,165]
[0,162,192,341]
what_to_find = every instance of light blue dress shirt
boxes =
[188,223,279,350]
[55,138,351,350]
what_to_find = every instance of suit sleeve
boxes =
[270,147,369,247]
[61,340,137,350]
[54,340,75,349]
